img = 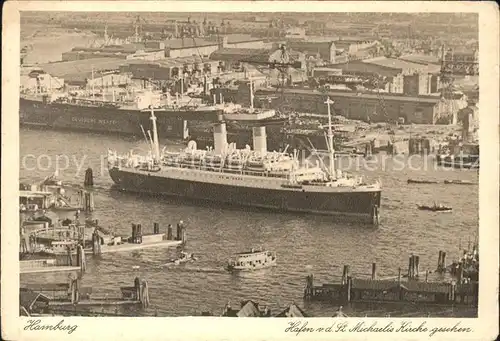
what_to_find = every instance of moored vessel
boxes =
[20,86,223,139]
[107,97,382,225]
[417,203,452,212]
[407,179,439,184]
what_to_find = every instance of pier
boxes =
[20,276,150,316]
[304,253,478,307]
[20,244,86,274]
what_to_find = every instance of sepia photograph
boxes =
[2,1,499,340]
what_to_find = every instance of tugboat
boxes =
[226,248,277,272]
[417,203,452,212]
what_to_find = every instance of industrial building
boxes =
[62,43,166,62]
[209,47,305,71]
[124,56,220,81]
[334,38,382,60]
[254,88,464,124]
[328,57,442,96]
[30,58,130,88]
[285,41,338,64]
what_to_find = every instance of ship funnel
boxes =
[213,123,228,155]
[252,126,267,155]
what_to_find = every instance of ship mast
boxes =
[249,78,254,110]
[325,97,335,179]
[150,106,161,161]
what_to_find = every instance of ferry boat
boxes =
[107,98,382,225]
[226,249,277,271]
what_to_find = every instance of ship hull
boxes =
[108,167,381,224]
[20,97,218,139]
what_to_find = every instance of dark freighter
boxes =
[107,98,382,225]
[20,91,223,139]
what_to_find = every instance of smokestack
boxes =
[252,126,267,155]
[213,123,228,154]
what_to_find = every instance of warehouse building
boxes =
[255,88,462,124]
[285,40,337,63]
[209,47,305,71]
[328,58,442,96]
[62,43,165,62]
[32,58,130,88]
[124,56,220,81]
[163,35,268,58]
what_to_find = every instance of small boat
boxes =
[407,179,439,184]
[444,180,476,185]
[226,248,277,271]
[417,204,452,212]
[164,251,197,266]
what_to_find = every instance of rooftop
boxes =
[399,54,440,65]
[225,34,263,44]
[363,57,441,73]
[258,87,442,104]
[209,48,274,63]
[164,38,218,50]
[127,55,213,69]
[36,58,128,78]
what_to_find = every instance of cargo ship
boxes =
[20,89,224,139]
[107,98,382,225]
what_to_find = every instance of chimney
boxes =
[213,123,228,154]
[252,126,267,154]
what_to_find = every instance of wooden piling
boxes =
[371,263,377,280]
[397,267,401,284]
[140,279,150,308]
[132,224,137,243]
[176,223,182,240]
[92,230,101,255]
[346,276,352,302]
[83,192,94,212]
[134,277,141,301]
[342,265,350,285]
[76,244,86,273]
[415,255,420,278]
[84,168,94,187]
[437,250,443,271]
[458,262,463,282]
[181,228,187,244]
[153,222,159,235]
[442,252,447,271]
[167,225,173,240]
[425,270,429,282]
[408,255,414,279]
[137,224,142,244]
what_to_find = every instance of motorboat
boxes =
[226,248,277,272]
[407,179,439,184]
[417,203,452,212]
[164,251,197,266]
[443,180,476,185]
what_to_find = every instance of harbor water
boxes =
[19,127,479,317]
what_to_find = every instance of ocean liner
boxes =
[107,98,382,224]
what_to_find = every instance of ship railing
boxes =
[162,161,291,179]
